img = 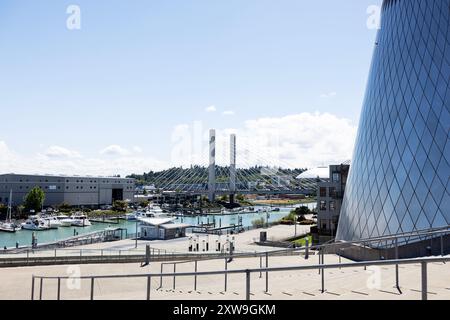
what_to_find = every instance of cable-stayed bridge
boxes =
[136,130,313,200]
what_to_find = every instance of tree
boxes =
[112,200,128,212]
[58,202,72,213]
[139,200,150,208]
[24,187,45,213]
[295,206,311,216]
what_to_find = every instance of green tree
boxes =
[294,206,311,216]
[139,200,150,208]
[112,200,128,212]
[58,202,72,213]
[24,187,45,213]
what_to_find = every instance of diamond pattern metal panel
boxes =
[336,0,450,246]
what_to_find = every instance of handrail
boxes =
[33,256,449,280]
[4,225,450,268]
[32,255,450,301]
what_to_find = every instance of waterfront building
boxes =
[336,0,450,251]
[313,163,350,244]
[139,217,190,240]
[0,174,135,208]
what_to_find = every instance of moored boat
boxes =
[0,190,21,232]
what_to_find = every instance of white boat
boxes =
[21,216,51,231]
[125,212,138,221]
[148,205,168,218]
[136,210,155,219]
[70,213,91,227]
[56,215,73,227]
[0,190,21,232]
[41,216,62,229]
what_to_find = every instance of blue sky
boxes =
[0,0,382,175]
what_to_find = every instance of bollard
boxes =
[421,261,427,300]
[57,278,61,300]
[441,235,444,257]
[147,276,151,300]
[246,270,251,301]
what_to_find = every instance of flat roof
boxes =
[160,223,191,230]
[138,217,176,226]
[0,173,134,180]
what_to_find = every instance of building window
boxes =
[320,187,327,197]
[320,201,327,211]
[332,173,340,183]
[329,187,336,198]
[330,201,335,211]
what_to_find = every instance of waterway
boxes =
[0,203,316,249]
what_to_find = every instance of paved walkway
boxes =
[1,254,449,300]
[76,223,310,252]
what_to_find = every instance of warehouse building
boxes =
[0,174,135,208]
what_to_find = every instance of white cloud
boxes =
[100,145,130,156]
[222,110,235,116]
[132,146,143,154]
[235,112,356,168]
[320,91,337,99]
[205,105,216,112]
[0,140,166,177]
[44,146,81,159]
[168,112,357,169]
[0,112,357,177]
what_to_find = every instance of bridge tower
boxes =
[208,129,216,202]
[229,134,236,203]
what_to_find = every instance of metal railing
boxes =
[2,226,449,268]
[31,255,450,301]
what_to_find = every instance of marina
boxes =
[0,204,315,249]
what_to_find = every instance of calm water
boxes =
[0,203,315,249]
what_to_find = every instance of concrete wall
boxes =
[325,234,450,261]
